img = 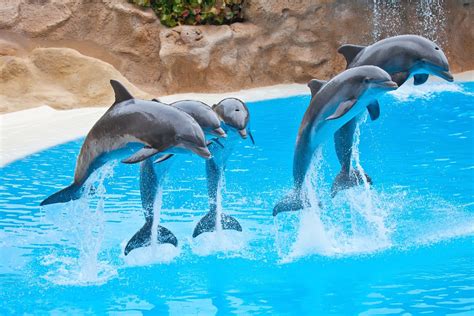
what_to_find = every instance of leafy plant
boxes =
[129,0,244,27]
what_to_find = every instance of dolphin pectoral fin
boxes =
[124,221,178,255]
[307,79,327,97]
[326,99,357,121]
[122,147,160,164]
[248,130,255,145]
[153,154,174,164]
[273,190,305,216]
[414,74,429,85]
[337,44,366,67]
[192,211,242,238]
[367,101,380,121]
[110,80,134,105]
[40,183,82,206]
[212,138,225,148]
[331,168,372,198]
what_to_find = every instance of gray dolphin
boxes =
[273,66,398,216]
[40,80,211,207]
[193,98,254,238]
[124,99,228,255]
[331,34,453,197]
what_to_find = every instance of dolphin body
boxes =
[331,34,453,197]
[40,80,211,207]
[273,66,398,216]
[193,98,254,238]
[124,100,228,255]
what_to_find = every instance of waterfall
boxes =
[371,0,447,47]
[415,0,447,46]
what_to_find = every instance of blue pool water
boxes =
[1,82,473,315]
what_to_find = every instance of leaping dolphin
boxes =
[331,34,453,197]
[40,80,211,207]
[124,100,228,255]
[273,66,398,216]
[193,98,254,238]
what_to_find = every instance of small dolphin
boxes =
[331,34,453,197]
[40,80,211,207]
[193,98,254,238]
[124,99,227,255]
[273,66,398,216]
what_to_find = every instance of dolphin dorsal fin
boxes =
[110,80,134,105]
[307,79,327,97]
[338,44,366,67]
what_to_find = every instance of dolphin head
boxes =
[213,98,251,140]
[355,65,399,96]
[174,115,212,159]
[172,100,227,140]
[407,35,453,82]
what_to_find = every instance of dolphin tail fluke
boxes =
[124,221,178,255]
[331,169,372,198]
[273,190,305,216]
[40,183,82,206]
[192,211,242,238]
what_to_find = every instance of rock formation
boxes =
[0,0,472,112]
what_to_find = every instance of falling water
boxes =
[415,0,447,46]
[371,0,447,47]
[371,0,403,41]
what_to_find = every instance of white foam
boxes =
[389,82,464,102]
[121,243,181,267]
[190,229,249,257]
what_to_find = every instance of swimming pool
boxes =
[1,82,473,314]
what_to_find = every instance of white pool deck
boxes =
[0,83,310,166]
[1,71,472,167]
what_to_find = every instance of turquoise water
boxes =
[1,82,473,315]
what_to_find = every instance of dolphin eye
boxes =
[235,108,240,112]
[363,78,370,84]
[435,47,440,50]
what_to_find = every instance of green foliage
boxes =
[129,0,244,27]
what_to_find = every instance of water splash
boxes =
[42,162,118,285]
[190,171,250,256]
[390,81,464,102]
[151,186,163,252]
[280,121,394,262]
[122,243,180,266]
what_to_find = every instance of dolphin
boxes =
[331,34,453,197]
[40,80,211,207]
[124,99,228,255]
[273,66,398,216]
[193,98,254,238]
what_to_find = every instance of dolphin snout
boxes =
[238,129,247,139]
[381,80,398,90]
[438,70,454,82]
[192,146,212,159]
[211,127,227,138]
